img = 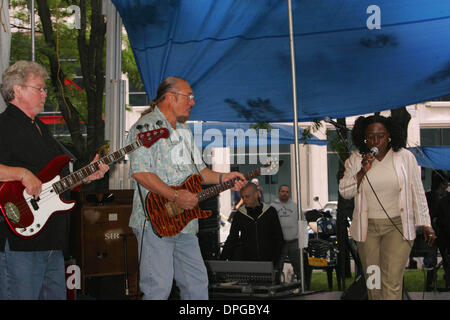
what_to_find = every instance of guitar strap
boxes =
[55,139,77,174]
[136,181,162,238]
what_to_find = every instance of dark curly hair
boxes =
[351,114,405,154]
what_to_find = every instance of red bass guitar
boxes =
[0,128,169,239]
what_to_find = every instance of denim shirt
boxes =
[126,106,206,235]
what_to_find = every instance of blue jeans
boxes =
[0,240,66,300]
[133,224,209,300]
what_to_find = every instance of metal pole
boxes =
[287,0,305,293]
[30,0,35,61]
[104,0,125,189]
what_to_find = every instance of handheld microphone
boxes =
[370,147,379,156]
[362,147,379,167]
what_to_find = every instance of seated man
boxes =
[220,182,284,266]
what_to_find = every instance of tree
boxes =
[10,1,106,171]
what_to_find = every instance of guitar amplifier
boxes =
[205,260,277,285]
[71,190,139,297]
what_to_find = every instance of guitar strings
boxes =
[8,132,165,230]
[11,185,59,213]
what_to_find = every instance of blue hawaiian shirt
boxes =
[126,106,206,235]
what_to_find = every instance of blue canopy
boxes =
[112,0,450,123]
[188,122,328,148]
[408,146,450,170]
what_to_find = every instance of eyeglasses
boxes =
[169,91,194,102]
[22,85,47,94]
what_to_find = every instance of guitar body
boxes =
[146,174,212,237]
[0,155,76,238]
[0,128,169,239]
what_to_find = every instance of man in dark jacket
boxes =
[221,182,284,265]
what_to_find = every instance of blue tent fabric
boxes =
[408,146,450,170]
[188,122,328,148]
[112,0,450,123]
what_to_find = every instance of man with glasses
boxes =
[0,60,109,300]
[126,76,247,300]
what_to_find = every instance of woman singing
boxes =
[339,114,435,300]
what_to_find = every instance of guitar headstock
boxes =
[260,157,283,175]
[138,128,170,148]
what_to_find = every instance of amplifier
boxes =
[71,190,139,297]
[205,260,277,285]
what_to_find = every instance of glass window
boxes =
[327,153,339,201]
[420,128,450,191]
[230,144,290,204]
[326,128,356,201]
[129,93,148,106]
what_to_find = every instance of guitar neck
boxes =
[52,140,143,195]
[197,168,261,202]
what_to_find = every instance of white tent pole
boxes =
[0,0,12,113]
[287,0,305,293]
[104,0,126,189]
[30,0,35,61]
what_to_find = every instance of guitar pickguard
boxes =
[15,176,75,237]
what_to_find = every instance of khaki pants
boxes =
[356,216,413,300]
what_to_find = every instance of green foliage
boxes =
[10,1,87,119]
[249,123,273,131]
[299,119,322,145]
[122,35,143,90]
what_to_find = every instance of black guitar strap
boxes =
[55,139,77,174]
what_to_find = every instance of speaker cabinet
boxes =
[198,187,220,259]
[71,190,139,298]
[198,186,220,232]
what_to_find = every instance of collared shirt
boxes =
[339,148,430,241]
[126,106,206,234]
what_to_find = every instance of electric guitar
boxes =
[146,158,281,237]
[0,128,169,239]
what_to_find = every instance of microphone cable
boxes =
[363,174,410,247]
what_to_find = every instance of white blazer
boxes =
[339,148,430,242]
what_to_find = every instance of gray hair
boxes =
[1,60,49,102]
[141,76,185,117]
